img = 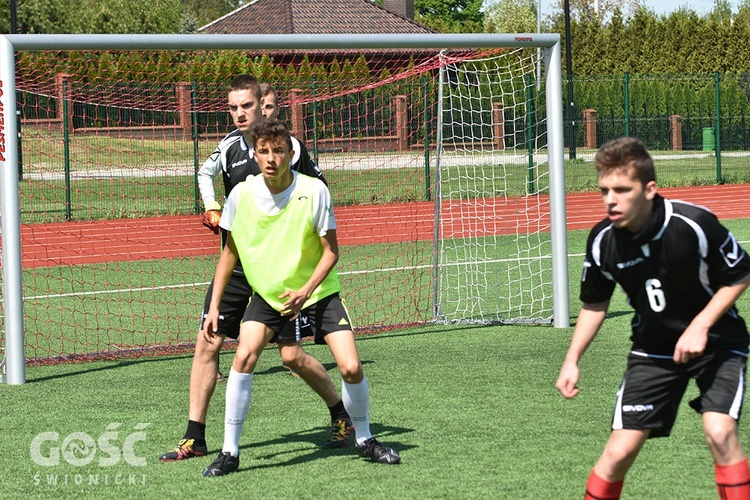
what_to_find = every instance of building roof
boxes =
[198,0,435,35]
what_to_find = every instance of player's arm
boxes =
[201,233,239,342]
[555,300,609,399]
[673,273,750,364]
[280,230,339,318]
[280,182,337,316]
[197,146,224,209]
[197,142,226,233]
[674,220,750,363]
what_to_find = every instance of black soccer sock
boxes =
[328,400,350,423]
[184,420,206,444]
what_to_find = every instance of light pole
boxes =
[563,0,576,159]
[536,0,541,89]
[10,0,18,34]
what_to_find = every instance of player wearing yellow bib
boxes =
[200,120,401,477]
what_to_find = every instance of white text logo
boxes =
[30,423,150,467]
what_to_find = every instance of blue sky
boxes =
[536,0,734,18]
[642,0,729,15]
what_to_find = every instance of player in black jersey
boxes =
[260,83,279,121]
[159,75,352,462]
[556,137,750,499]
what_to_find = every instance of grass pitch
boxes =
[2,221,749,499]
[3,301,750,499]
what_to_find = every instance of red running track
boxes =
[8,184,750,269]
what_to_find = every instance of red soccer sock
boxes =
[716,458,750,500]
[585,470,623,500]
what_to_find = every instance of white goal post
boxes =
[0,33,568,385]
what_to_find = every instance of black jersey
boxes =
[581,195,750,355]
[198,129,325,204]
[197,129,325,274]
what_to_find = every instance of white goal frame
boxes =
[0,33,568,385]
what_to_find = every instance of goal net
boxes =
[0,34,567,379]
[434,49,554,324]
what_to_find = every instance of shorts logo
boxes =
[622,404,654,412]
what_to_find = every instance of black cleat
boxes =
[158,438,207,462]
[202,451,239,477]
[356,438,401,464]
[322,418,354,449]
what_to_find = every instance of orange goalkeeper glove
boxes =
[202,200,222,234]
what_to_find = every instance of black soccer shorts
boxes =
[201,273,308,340]
[612,350,747,438]
[243,292,352,344]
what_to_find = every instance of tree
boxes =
[0,0,9,33]
[547,0,643,24]
[71,0,183,34]
[3,0,190,33]
[15,0,76,33]
[710,0,732,26]
[181,0,243,32]
[484,0,537,33]
[728,2,750,72]
[413,0,485,33]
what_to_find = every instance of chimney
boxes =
[383,0,414,20]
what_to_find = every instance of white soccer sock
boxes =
[222,368,253,457]
[342,376,372,445]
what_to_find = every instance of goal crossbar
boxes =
[0,33,568,385]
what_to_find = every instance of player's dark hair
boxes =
[228,74,262,100]
[594,137,656,184]
[250,120,293,151]
[260,82,278,100]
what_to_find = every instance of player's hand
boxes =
[673,322,708,364]
[279,289,310,319]
[555,362,581,399]
[201,311,220,343]
[202,209,222,234]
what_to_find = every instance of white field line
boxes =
[24,150,750,180]
[15,236,750,302]
[21,254,546,301]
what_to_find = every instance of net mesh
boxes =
[435,48,552,324]
[1,45,554,364]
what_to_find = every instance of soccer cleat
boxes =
[202,451,239,477]
[158,438,207,462]
[322,418,354,449]
[356,438,401,464]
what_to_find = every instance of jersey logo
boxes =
[720,232,745,268]
[616,256,644,269]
